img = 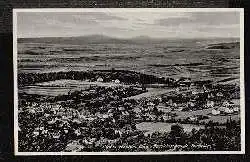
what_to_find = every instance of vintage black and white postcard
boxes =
[13,8,244,155]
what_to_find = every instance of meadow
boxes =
[17,37,241,152]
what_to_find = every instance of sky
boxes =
[17,10,240,38]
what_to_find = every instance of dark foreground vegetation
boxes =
[18,100,240,152]
[18,70,176,86]
[18,70,241,152]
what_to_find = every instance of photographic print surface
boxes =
[13,8,244,155]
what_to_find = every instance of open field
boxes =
[18,37,240,84]
[172,108,240,123]
[17,38,241,152]
[18,39,241,125]
[126,88,173,100]
[19,79,129,96]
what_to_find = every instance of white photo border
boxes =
[13,8,245,156]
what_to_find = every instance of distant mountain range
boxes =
[18,35,124,44]
[17,35,240,45]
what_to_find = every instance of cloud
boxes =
[17,11,240,38]
[190,12,240,25]
[155,17,192,27]
[155,12,240,27]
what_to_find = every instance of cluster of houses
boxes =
[19,95,134,140]
[166,79,239,114]
[126,79,240,123]
[211,100,239,115]
[18,72,241,151]
[96,77,121,84]
[19,96,144,151]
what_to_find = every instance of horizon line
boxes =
[17,35,240,40]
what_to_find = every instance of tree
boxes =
[170,124,184,137]
[169,124,186,145]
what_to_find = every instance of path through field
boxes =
[126,88,174,100]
